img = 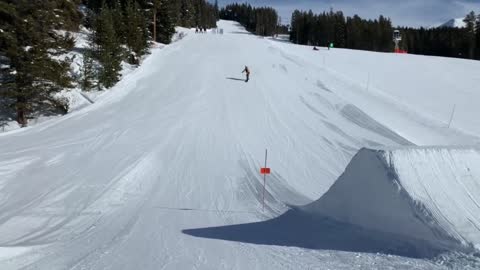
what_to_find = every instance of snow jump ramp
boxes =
[184,147,480,258]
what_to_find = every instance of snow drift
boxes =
[304,147,480,254]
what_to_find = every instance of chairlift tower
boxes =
[393,30,402,51]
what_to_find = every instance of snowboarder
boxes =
[242,66,250,82]
[313,46,319,51]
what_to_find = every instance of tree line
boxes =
[290,8,480,60]
[1,0,218,127]
[290,9,394,52]
[400,11,480,60]
[219,3,280,36]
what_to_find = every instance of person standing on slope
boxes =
[242,66,250,82]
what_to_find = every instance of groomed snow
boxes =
[0,20,479,269]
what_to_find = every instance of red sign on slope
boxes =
[260,168,271,174]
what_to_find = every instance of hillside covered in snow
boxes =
[0,20,480,270]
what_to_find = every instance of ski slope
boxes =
[0,20,480,269]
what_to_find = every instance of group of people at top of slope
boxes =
[313,43,333,51]
[195,27,207,33]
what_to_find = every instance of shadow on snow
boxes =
[226,77,246,82]
[229,31,253,35]
[182,208,451,259]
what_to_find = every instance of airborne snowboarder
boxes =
[242,66,250,82]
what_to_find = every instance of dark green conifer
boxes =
[0,0,74,126]
[93,4,123,88]
[124,0,149,64]
[155,0,176,44]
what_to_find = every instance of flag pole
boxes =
[262,149,267,211]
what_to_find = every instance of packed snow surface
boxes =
[1,20,480,269]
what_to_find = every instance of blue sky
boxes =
[215,0,480,27]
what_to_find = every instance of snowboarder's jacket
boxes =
[242,66,250,82]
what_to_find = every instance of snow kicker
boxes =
[303,147,480,257]
[184,147,480,259]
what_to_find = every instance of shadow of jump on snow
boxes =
[183,208,452,259]
[229,31,253,35]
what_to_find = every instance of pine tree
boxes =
[0,1,17,123]
[79,49,96,91]
[124,0,149,64]
[214,0,219,20]
[179,0,195,27]
[51,0,83,31]
[463,11,476,59]
[476,14,480,59]
[93,5,123,88]
[0,0,73,127]
[79,9,98,91]
[111,0,127,44]
[155,0,175,44]
[86,0,102,12]
[334,11,346,48]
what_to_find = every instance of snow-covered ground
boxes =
[0,20,479,269]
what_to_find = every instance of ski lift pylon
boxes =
[393,30,401,41]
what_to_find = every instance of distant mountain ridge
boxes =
[436,18,466,28]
